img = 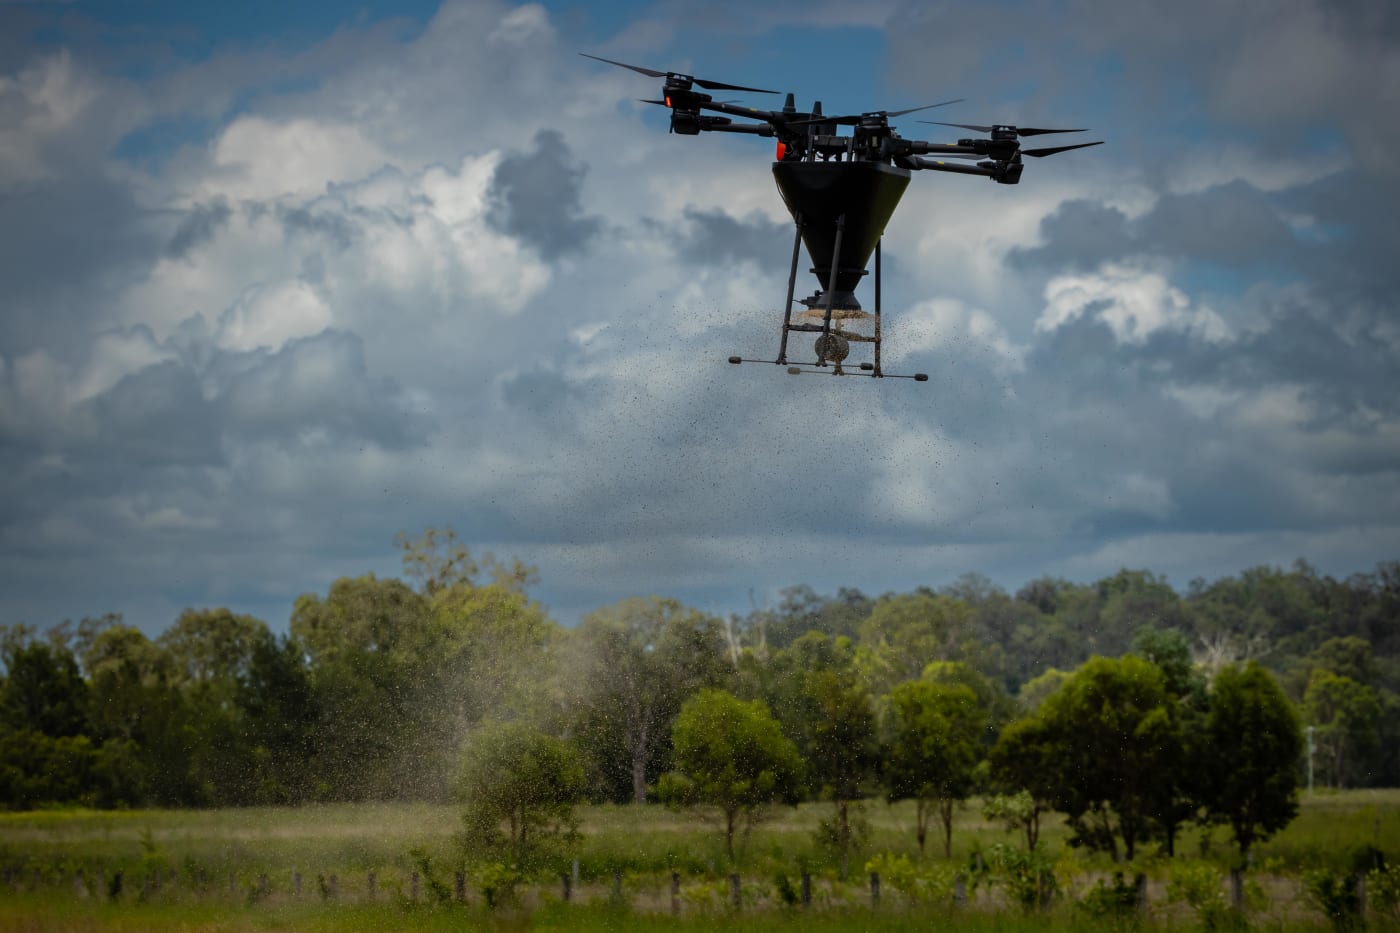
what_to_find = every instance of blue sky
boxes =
[1,0,1396,632]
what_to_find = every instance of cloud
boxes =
[0,0,1397,633]
[488,128,601,260]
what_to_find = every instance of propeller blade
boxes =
[693,77,778,94]
[788,99,965,127]
[1022,141,1104,157]
[922,121,994,133]
[580,52,667,78]
[579,52,777,95]
[919,121,1088,137]
[1015,127,1088,136]
[638,99,667,105]
[884,99,965,117]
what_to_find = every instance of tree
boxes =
[457,721,585,866]
[988,715,1060,850]
[659,689,802,860]
[1200,662,1302,860]
[571,597,727,804]
[1304,669,1381,788]
[858,592,973,694]
[0,640,89,738]
[884,680,981,855]
[1035,656,1183,861]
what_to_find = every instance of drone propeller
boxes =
[1022,140,1104,157]
[920,121,1087,137]
[580,52,777,94]
[788,99,964,127]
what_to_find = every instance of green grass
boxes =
[1,792,1396,930]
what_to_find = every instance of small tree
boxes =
[659,689,802,860]
[884,680,981,856]
[1200,662,1302,861]
[458,721,585,866]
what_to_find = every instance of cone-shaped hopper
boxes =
[772,161,910,307]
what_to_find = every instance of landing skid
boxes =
[729,212,928,383]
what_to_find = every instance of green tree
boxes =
[988,715,1059,850]
[659,689,802,860]
[571,597,727,804]
[1304,669,1381,788]
[235,632,317,803]
[1200,662,1302,859]
[0,639,89,738]
[884,680,981,855]
[859,592,973,694]
[1036,656,1183,860]
[457,721,585,866]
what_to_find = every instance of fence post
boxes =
[671,871,680,916]
[801,872,812,907]
[870,871,880,908]
[258,874,269,899]
[1356,873,1367,922]
[1135,873,1148,913]
[293,870,302,897]
[410,871,419,902]
[455,871,466,904]
[954,874,967,905]
[561,872,572,902]
[73,868,86,899]
[108,869,123,901]
[367,870,376,900]
[228,872,236,896]
[729,873,741,910]
[328,874,338,899]
[1230,869,1244,910]
[572,858,580,890]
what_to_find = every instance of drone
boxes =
[582,53,1103,381]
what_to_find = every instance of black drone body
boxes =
[582,53,1103,380]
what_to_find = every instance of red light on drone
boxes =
[665,95,672,108]
[775,141,787,161]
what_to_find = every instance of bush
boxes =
[1079,871,1142,924]
[863,852,956,904]
[1166,861,1235,931]
[969,843,1057,910]
[1369,863,1400,925]
[1302,868,1363,931]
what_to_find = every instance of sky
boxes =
[1,0,1397,633]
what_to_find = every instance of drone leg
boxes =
[816,214,846,366]
[874,238,883,378]
[777,213,803,365]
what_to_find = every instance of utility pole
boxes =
[1306,725,1316,794]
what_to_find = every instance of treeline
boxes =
[1,530,1397,826]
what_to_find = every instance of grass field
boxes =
[1,790,1397,930]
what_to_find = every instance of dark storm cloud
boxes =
[1012,182,1301,271]
[487,128,601,260]
[219,330,429,451]
[83,360,224,467]
[0,174,162,351]
[165,199,232,258]
[666,207,792,269]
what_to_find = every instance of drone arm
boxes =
[704,121,775,137]
[908,154,1024,185]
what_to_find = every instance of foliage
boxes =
[571,597,728,804]
[660,689,802,860]
[1031,656,1184,860]
[1165,860,1234,931]
[1368,863,1400,926]
[1200,662,1303,859]
[969,842,1058,911]
[883,680,981,855]
[457,721,585,867]
[1301,868,1364,930]
[1077,871,1141,924]
[863,852,956,903]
